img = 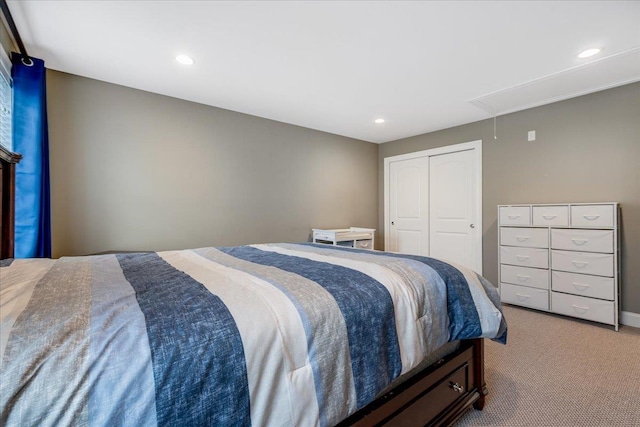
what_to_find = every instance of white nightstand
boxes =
[312,227,376,250]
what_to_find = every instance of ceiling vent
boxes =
[468,47,640,115]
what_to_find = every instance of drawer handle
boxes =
[516,255,530,262]
[508,215,521,219]
[516,236,530,242]
[450,382,464,393]
[359,242,369,247]
[571,304,590,313]
[583,214,600,221]
[542,214,557,220]
[572,261,589,268]
[571,238,589,246]
[572,282,591,291]
[516,274,530,281]
[516,293,531,301]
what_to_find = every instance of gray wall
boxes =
[379,83,640,314]
[46,69,640,314]
[0,20,15,55]
[47,70,378,257]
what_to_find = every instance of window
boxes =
[0,47,11,151]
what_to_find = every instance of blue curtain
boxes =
[12,53,51,258]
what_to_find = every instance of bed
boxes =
[0,150,507,427]
[0,146,21,260]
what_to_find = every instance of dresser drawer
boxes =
[355,239,373,250]
[533,205,569,226]
[552,271,614,300]
[501,283,549,310]
[500,246,549,269]
[551,229,614,253]
[551,292,615,325]
[551,250,614,277]
[500,227,548,248]
[499,206,531,226]
[501,265,549,289]
[571,205,615,228]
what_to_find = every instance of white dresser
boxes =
[498,203,620,330]
[312,227,375,250]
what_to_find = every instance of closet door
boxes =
[388,156,429,256]
[385,141,482,273]
[429,149,479,272]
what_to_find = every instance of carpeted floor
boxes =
[454,305,640,426]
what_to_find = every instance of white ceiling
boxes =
[7,1,640,143]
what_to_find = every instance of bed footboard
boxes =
[338,338,486,427]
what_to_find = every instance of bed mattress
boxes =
[1,243,506,426]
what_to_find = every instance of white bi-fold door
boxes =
[384,140,482,274]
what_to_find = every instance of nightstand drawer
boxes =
[551,229,614,253]
[533,206,569,226]
[501,265,549,289]
[501,283,549,310]
[552,271,614,300]
[313,231,335,241]
[571,205,615,228]
[551,250,613,277]
[551,292,615,325]
[500,246,549,269]
[499,206,531,226]
[500,227,548,248]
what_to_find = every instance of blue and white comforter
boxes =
[0,243,506,426]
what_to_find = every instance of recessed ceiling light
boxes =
[577,48,601,59]
[374,118,385,124]
[176,54,195,65]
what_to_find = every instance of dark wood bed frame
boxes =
[341,339,486,426]
[0,145,21,260]
[0,147,486,426]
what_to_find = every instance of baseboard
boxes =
[620,311,640,328]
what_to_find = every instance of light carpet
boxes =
[454,305,640,426]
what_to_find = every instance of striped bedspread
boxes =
[1,243,507,427]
